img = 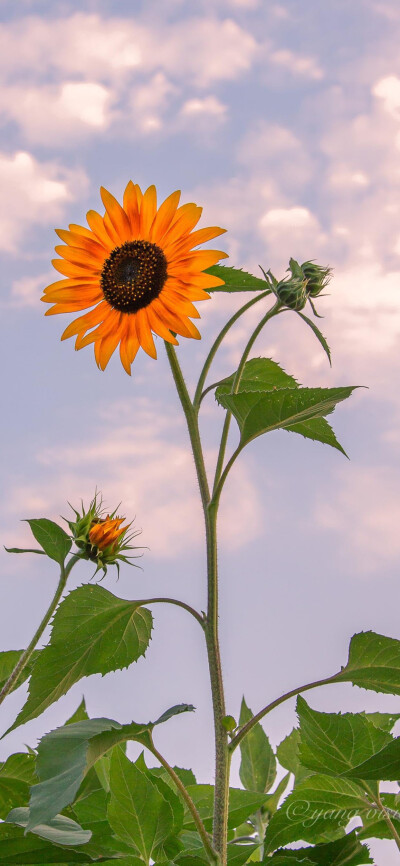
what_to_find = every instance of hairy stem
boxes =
[150,741,218,865]
[365,784,400,851]
[193,290,272,411]
[0,553,79,706]
[165,342,229,864]
[135,597,205,627]
[229,672,343,752]
[212,301,282,497]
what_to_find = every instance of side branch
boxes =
[229,671,343,752]
[150,741,219,865]
[135,597,205,627]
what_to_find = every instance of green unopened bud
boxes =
[222,715,237,732]
[276,274,308,311]
[300,260,332,298]
[64,493,142,578]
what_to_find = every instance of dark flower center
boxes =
[101,240,168,313]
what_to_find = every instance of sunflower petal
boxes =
[161,205,203,247]
[56,229,106,259]
[146,308,179,344]
[139,185,157,238]
[54,245,102,270]
[86,210,113,249]
[60,302,108,341]
[101,186,131,242]
[123,181,140,236]
[150,190,181,243]
[135,308,157,358]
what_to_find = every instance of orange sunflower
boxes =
[42,183,227,374]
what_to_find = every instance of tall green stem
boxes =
[193,289,271,411]
[165,343,229,865]
[212,300,282,499]
[0,554,79,706]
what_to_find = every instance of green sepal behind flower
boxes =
[300,259,332,298]
[275,258,308,311]
[64,493,142,578]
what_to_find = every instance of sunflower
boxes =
[42,183,227,374]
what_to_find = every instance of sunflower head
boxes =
[42,183,227,374]
[66,494,141,578]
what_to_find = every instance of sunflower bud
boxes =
[300,260,332,298]
[276,259,308,311]
[65,494,141,577]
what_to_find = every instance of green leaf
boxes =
[0,752,37,818]
[277,729,312,784]
[0,649,40,696]
[285,418,348,456]
[295,311,332,366]
[215,359,347,455]
[65,698,89,726]
[206,265,270,293]
[363,711,400,732]
[183,785,271,832]
[297,696,391,777]
[341,736,400,781]
[215,358,298,399]
[0,821,93,864]
[336,631,400,695]
[4,547,46,555]
[239,697,276,793]
[217,387,356,451]
[107,749,175,861]
[6,806,91,846]
[7,585,153,732]
[72,784,133,860]
[27,706,193,831]
[227,842,260,865]
[261,773,291,816]
[358,792,400,840]
[263,775,371,852]
[266,830,372,864]
[24,519,72,564]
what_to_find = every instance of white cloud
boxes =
[10,272,52,307]
[0,151,87,252]
[129,73,176,134]
[0,14,257,87]
[0,82,113,145]
[9,400,262,559]
[181,96,227,118]
[237,123,313,189]
[269,49,324,80]
[372,75,400,118]
[317,465,400,574]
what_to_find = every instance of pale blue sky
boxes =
[1,1,400,862]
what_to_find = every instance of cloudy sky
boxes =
[1,0,400,861]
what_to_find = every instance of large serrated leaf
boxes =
[215,358,298,399]
[108,750,176,861]
[0,821,94,863]
[0,649,40,696]
[0,752,37,818]
[183,785,271,831]
[27,705,194,831]
[206,265,270,293]
[263,775,371,852]
[218,386,356,449]
[297,696,391,778]
[6,806,91,846]
[336,631,400,695]
[24,519,72,564]
[239,697,276,793]
[215,359,347,454]
[265,830,373,864]
[6,585,153,733]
